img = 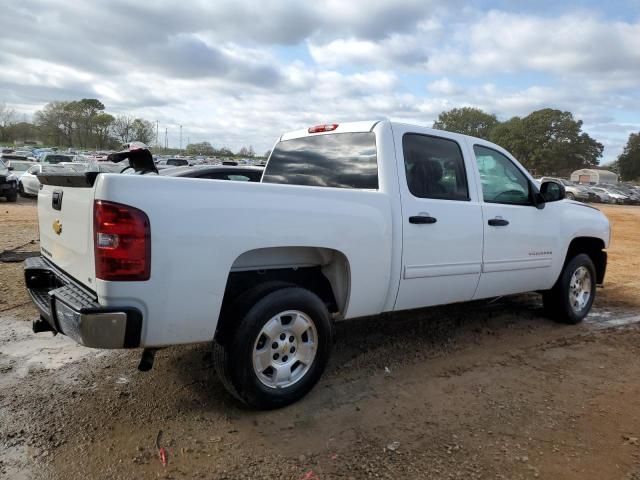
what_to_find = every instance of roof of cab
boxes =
[279,120,383,142]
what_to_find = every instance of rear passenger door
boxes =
[394,127,484,311]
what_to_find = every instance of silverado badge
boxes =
[53,220,62,235]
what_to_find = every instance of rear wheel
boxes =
[213,286,334,409]
[543,253,596,324]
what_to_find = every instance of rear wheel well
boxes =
[564,237,606,284]
[215,247,350,344]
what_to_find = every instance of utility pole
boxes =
[155,121,159,148]
[164,128,168,150]
[179,125,183,152]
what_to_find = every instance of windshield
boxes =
[11,163,33,171]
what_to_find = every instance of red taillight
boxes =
[94,200,151,281]
[308,124,338,133]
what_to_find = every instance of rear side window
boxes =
[263,133,378,189]
[402,133,469,200]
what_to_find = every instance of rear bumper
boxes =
[24,256,142,348]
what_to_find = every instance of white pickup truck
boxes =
[25,120,610,408]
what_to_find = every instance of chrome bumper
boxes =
[24,256,142,349]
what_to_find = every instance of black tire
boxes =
[566,192,575,200]
[543,253,596,324]
[213,286,334,409]
[18,182,25,197]
[6,190,17,202]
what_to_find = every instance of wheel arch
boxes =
[562,236,607,285]
[215,246,351,342]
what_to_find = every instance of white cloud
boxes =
[0,1,638,163]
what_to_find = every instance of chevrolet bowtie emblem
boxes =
[53,220,62,235]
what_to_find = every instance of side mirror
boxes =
[540,181,566,202]
[7,166,14,171]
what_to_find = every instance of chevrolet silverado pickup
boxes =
[24,120,610,408]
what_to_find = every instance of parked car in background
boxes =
[5,160,37,179]
[20,164,87,196]
[156,158,191,167]
[19,164,44,196]
[582,185,611,203]
[539,177,589,202]
[591,186,628,204]
[613,185,640,205]
[0,152,30,163]
[160,165,264,182]
[0,158,18,201]
[40,153,76,164]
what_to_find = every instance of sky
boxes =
[1,1,639,163]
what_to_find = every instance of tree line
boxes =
[0,99,156,149]
[1,100,638,179]
[432,107,640,181]
[0,99,263,158]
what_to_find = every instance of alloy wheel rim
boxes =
[252,310,318,389]
[569,266,592,313]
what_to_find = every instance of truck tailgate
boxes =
[38,174,96,290]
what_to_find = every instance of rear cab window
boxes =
[262,133,378,189]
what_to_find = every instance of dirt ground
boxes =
[1,197,640,480]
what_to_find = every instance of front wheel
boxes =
[213,286,334,409]
[543,253,596,324]
[566,192,575,200]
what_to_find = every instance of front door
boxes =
[394,127,484,311]
[471,143,560,299]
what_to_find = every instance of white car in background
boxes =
[19,164,45,196]
[40,153,77,164]
[6,160,37,179]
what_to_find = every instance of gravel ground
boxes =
[1,198,639,480]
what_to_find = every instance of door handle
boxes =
[488,218,509,226]
[409,215,437,224]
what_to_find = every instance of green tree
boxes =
[490,109,603,176]
[617,132,640,181]
[433,107,499,140]
[35,101,74,146]
[131,118,155,145]
[93,113,115,149]
[72,99,105,147]
[6,121,38,143]
[186,142,215,156]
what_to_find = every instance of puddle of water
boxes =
[0,444,36,480]
[0,316,98,384]
[584,310,640,329]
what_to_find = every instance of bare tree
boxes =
[0,102,16,127]
[111,115,135,144]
